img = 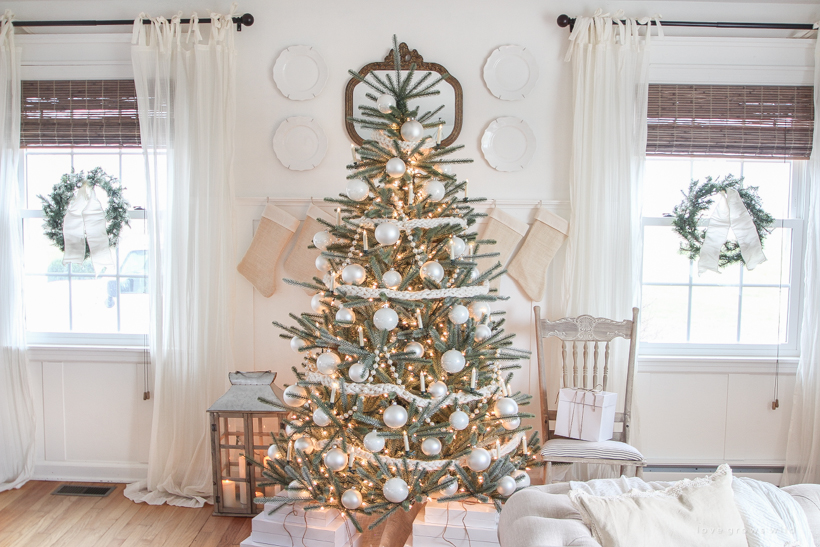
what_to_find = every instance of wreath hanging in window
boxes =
[38,167,130,270]
[672,175,774,273]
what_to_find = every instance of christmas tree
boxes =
[257,36,541,532]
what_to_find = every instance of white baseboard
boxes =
[33,460,148,483]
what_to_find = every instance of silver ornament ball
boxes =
[288,479,311,500]
[373,307,399,331]
[267,444,280,459]
[313,407,331,427]
[420,261,445,283]
[421,437,442,456]
[385,157,407,178]
[382,269,402,289]
[342,264,367,285]
[294,436,315,454]
[496,475,517,496]
[501,416,521,431]
[323,447,349,472]
[469,267,480,282]
[439,164,454,175]
[313,230,332,250]
[285,420,301,436]
[469,301,491,321]
[346,179,369,202]
[405,342,424,358]
[315,255,331,272]
[421,180,445,202]
[495,397,519,417]
[283,385,308,407]
[364,430,386,452]
[438,475,458,497]
[316,352,341,375]
[335,307,356,323]
[466,447,492,472]
[376,93,395,114]
[448,237,466,257]
[311,293,328,313]
[383,477,409,503]
[448,410,469,430]
[383,404,408,429]
[348,363,369,383]
[290,336,306,353]
[375,222,401,245]
[441,349,466,374]
[400,119,424,142]
[428,381,448,398]
[474,324,492,342]
[448,304,470,325]
[513,469,531,489]
[341,489,363,509]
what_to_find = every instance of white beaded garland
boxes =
[383,477,409,503]
[341,488,363,509]
[294,436,315,454]
[496,475,517,496]
[382,269,402,289]
[346,179,370,202]
[313,231,332,250]
[469,301,491,321]
[313,407,331,427]
[448,304,470,325]
[283,385,308,407]
[315,255,331,272]
[474,324,492,342]
[376,93,395,114]
[323,447,349,472]
[441,349,466,374]
[316,352,341,375]
[448,410,469,430]
[466,447,491,471]
[375,222,400,245]
[513,469,531,489]
[373,307,399,331]
[421,437,442,456]
[290,336,306,353]
[400,119,424,142]
[420,261,445,283]
[404,342,424,358]
[364,430,386,452]
[385,157,407,178]
[428,381,448,398]
[335,307,355,323]
[421,180,445,202]
[342,264,366,285]
[383,404,408,429]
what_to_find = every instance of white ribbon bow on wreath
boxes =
[62,181,114,272]
[698,188,766,275]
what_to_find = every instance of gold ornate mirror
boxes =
[344,42,463,147]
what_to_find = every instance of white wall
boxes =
[11,0,818,483]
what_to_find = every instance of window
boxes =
[640,84,811,357]
[20,80,148,345]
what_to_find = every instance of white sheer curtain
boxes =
[557,9,654,480]
[783,29,820,486]
[0,10,35,493]
[124,9,236,507]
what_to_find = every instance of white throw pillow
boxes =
[569,464,747,547]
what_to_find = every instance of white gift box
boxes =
[554,387,617,442]
[414,508,499,543]
[424,500,499,528]
[241,534,361,547]
[249,509,357,547]
[262,502,341,527]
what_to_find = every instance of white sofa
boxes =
[498,481,820,547]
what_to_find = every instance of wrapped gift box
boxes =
[262,502,341,527]
[248,509,357,547]
[241,534,361,547]
[554,387,617,442]
[414,508,499,543]
[424,500,499,528]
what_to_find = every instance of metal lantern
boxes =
[207,371,287,516]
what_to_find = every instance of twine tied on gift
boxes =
[441,500,478,547]
[556,385,604,439]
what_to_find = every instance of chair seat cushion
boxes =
[541,438,645,462]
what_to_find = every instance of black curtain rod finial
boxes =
[557,14,572,28]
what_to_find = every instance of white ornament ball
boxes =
[495,397,519,417]
[364,430,386,452]
[469,301,491,321]
[400,119,424,142]
[283,385,308,407]
[383,404,408,429]
[513,469,531,489]
[448,410,469,430]
[290,336,306,353]
[383,477,409,503]
[382,269,402,289]
[421,180,446,202]
[405,342,424,358]
[420,261,445,283]
[501,416,521,431]
[342,264,366,285]
[315,255,331,272]
[285,420,301,436]
[335,307,355,323]
[311,293,328,313]
[373,307,399,331]
[341,488,363,510]
[375,222,401,245]
[421,437,442,456]
[474,324,492,342]
[323,447,349,472]
[267,444,280,459]
[438,475,458,497]
[466,447,492,472]
[288,479,310,500]
[346,179,369,202]
[439,164,454,175]
[469,267,480,282]
[448,304,470,325]
[441,349,466,374]
[448,237,466,258]
[349,363,369,383]
[428,381,448,398]
[385,157,407,178]
[294,436,315,454]
[313,231,332,250]
[496,475,517,496]
[316,352,341,375]
[313,407,331,427]
[376,93,396,114]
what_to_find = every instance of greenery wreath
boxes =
[672,175,774,269]
[38,167,131,260]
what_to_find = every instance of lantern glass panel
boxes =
[221,447,247,479]
[220,479,248,510]
[252,415,280,449]
[219,416,245,447]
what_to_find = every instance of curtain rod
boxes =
[557,14,815,32]
[10,13,255,31]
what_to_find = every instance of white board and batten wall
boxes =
[13,0,818,483]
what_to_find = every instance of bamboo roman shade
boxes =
[20,80,140,148]
[646,84,814,159]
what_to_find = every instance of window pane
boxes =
[743,228,791,286]
[25,151,71,208]
[23,217,64,273]
[72,151,121,178]
[642,225,691,284]
[692,261,741,286]
[643,159,692,216]
[689,286,740,343]
[70,270,118,333]
[119,277,149,333]
[640,285,689,343]
[741,162,791,219]
[739,287,789,344]
[24,274,70,332]
[120,153,146,208]
[691,159,742,184]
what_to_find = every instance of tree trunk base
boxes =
[357,501,425,547]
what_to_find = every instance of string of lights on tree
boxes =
[253,36,541,532]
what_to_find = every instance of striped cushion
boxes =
[541,439,645,462]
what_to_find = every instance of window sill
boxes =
[638,354,799,374]
[27,344,149,364]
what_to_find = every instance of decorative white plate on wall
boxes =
[273,45,328,101]
[273,117,327,171]
[480,117,536,172]
[483,45,539,101]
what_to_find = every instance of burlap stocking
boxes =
[237,204,299,297]
[475,208,530,290]
[284,204,335,293]
[507,207,569,301]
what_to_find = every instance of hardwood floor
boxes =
[0,481,252,547]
